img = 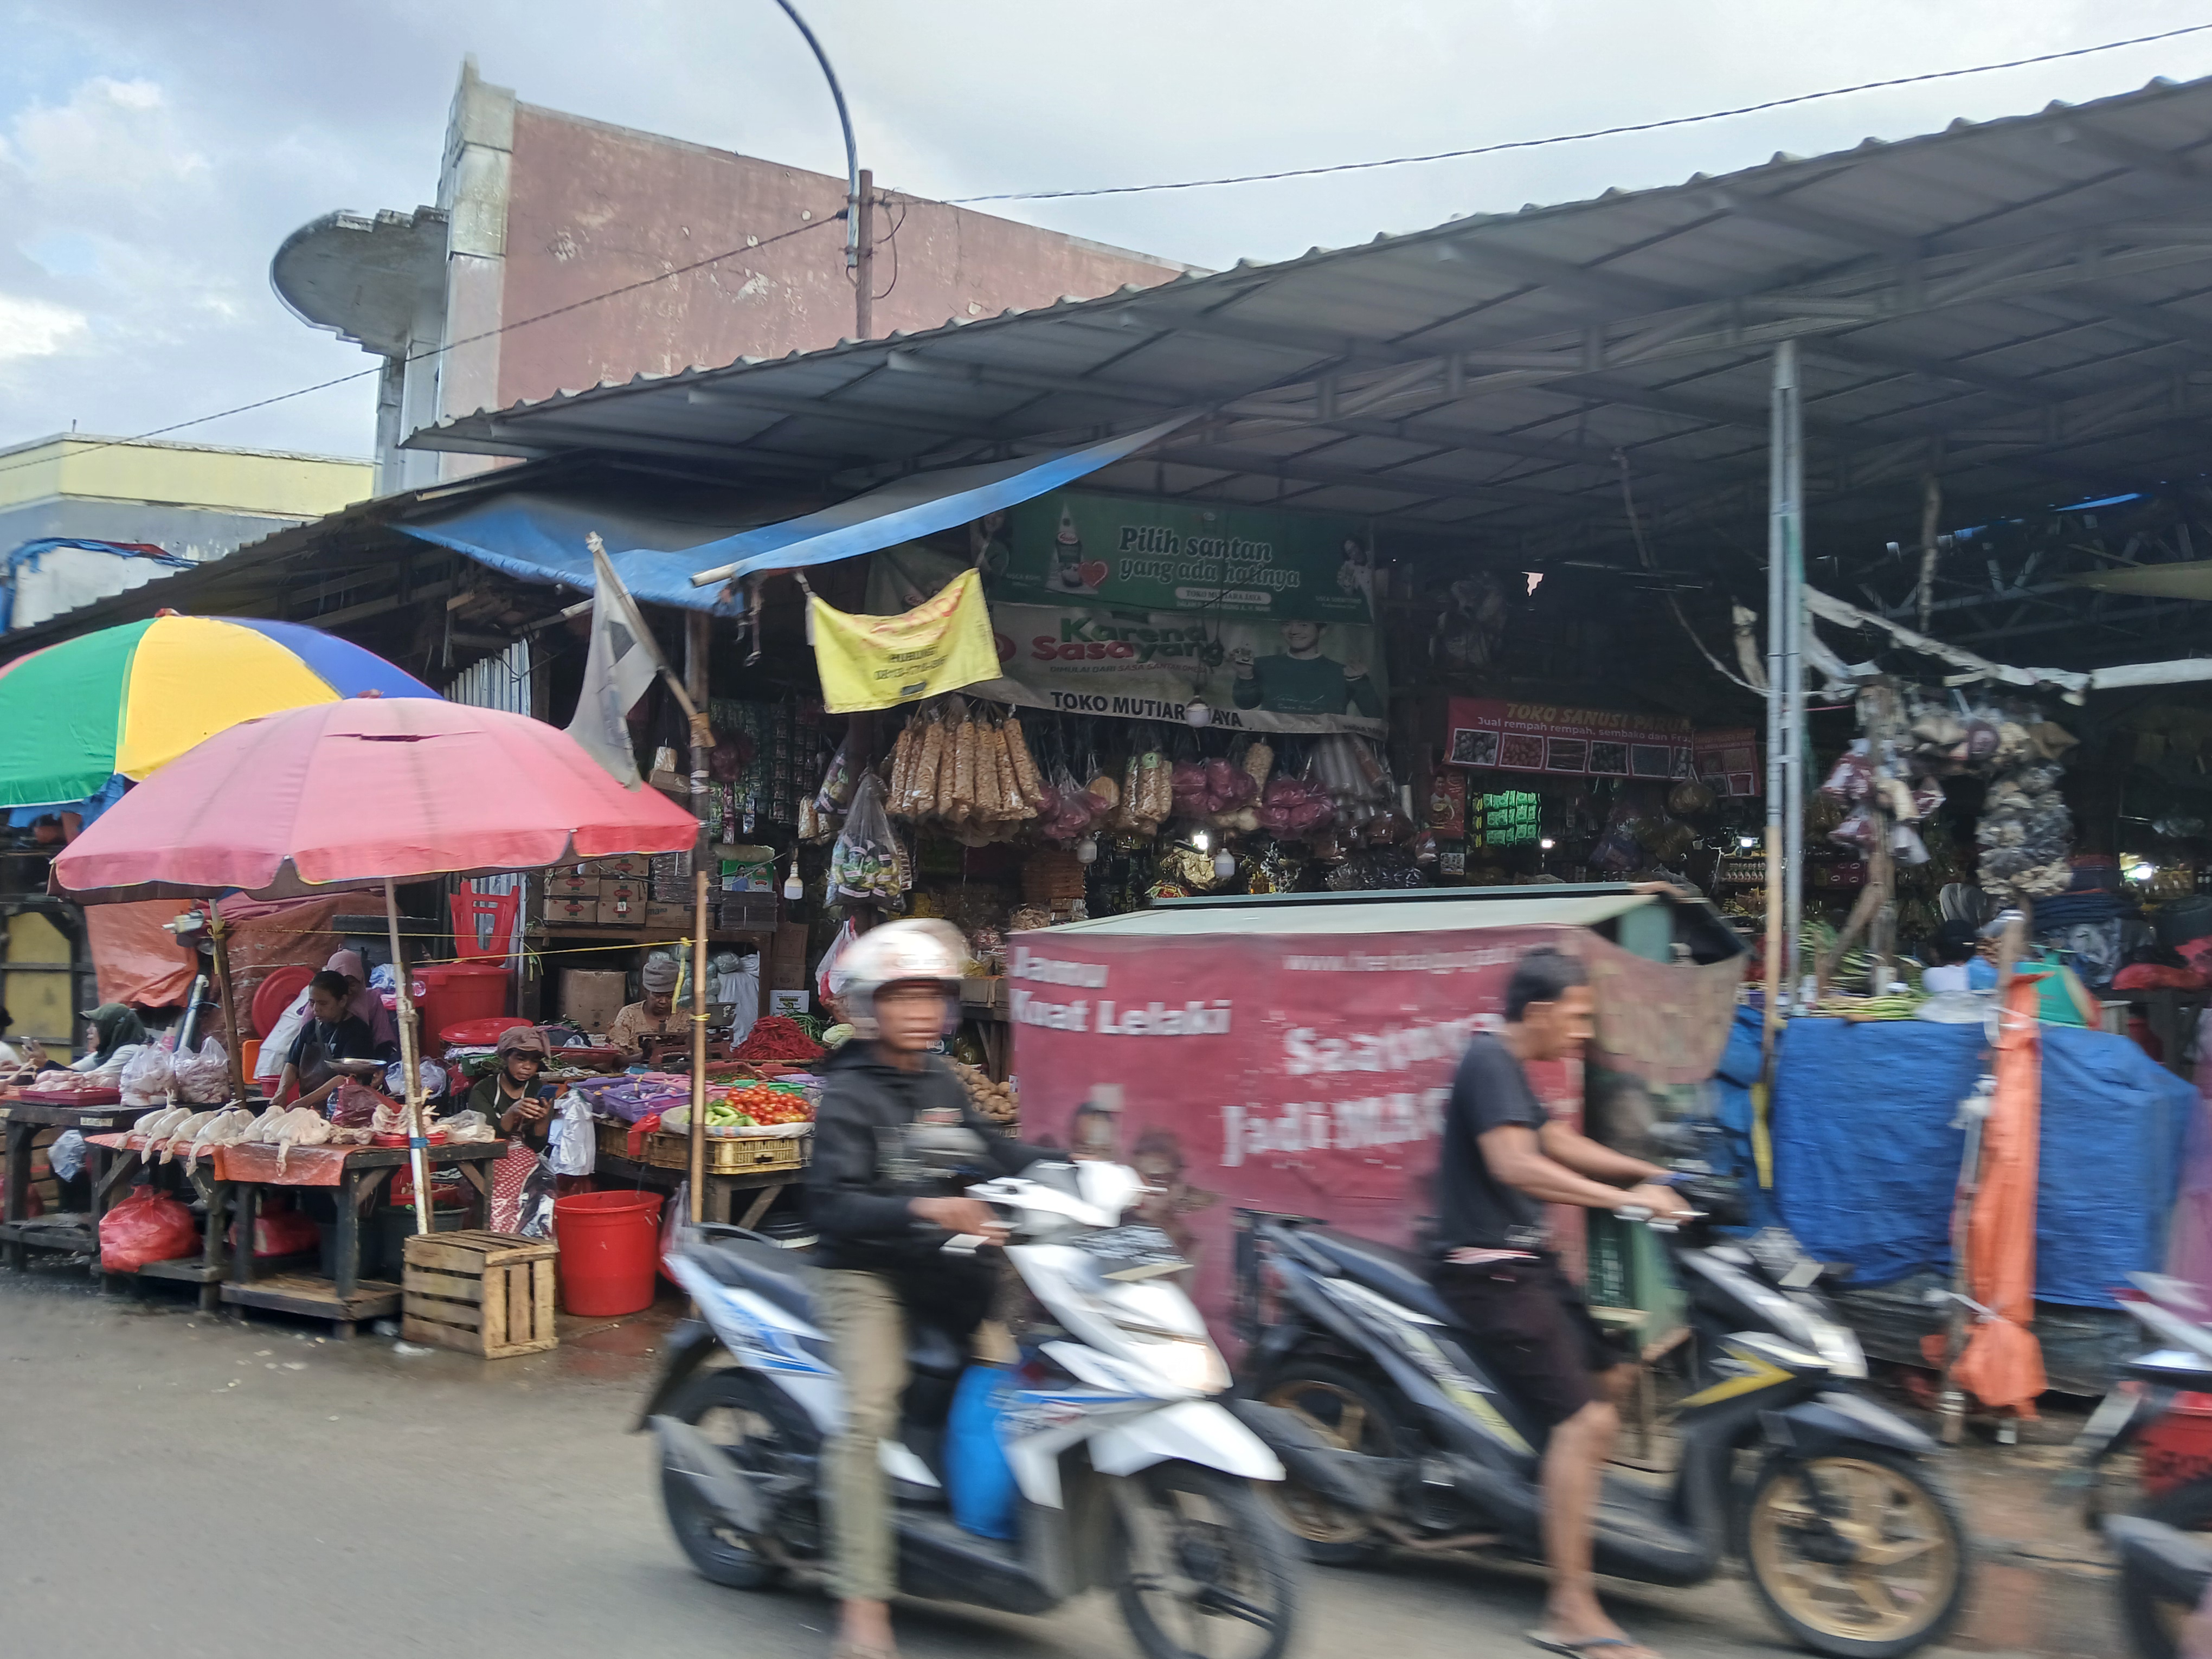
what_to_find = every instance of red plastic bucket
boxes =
[410,963,512,1046]
[553,1189,665,1316]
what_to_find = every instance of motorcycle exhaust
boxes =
[652,1414,766,1533]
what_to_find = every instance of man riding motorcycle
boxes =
[803,918,1049,1659]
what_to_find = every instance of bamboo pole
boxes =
[384,878,434,1234]
[205,910,249,1104]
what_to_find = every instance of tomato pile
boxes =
[710,1081,815,1127]
[732,1015,825,1062]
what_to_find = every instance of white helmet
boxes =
[836,918,966,1037]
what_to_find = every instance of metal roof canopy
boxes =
[417,75,2212,590]
[1051,881,1744,959]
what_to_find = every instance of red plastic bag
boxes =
[99,1187,199,1272]
[228,1198,321,1261]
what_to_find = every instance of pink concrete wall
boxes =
[496,107,1189,410]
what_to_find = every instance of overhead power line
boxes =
[0,216,843,485]
[948,21,2212,202]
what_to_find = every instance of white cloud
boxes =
[3,75,208,194]
[0,295,90,361]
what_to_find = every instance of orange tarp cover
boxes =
[1952,974,2049,1416]
[85,899,197,1007]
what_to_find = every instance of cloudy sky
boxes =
[5,0,2212,462]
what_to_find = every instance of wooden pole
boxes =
[384,878,434,1234]
[689,869,709,1224]
[205,910,249,1104]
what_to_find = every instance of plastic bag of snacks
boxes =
[827,773,904,903]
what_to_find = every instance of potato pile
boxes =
[948,1059,1018,1130]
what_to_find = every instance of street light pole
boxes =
[767,0,869,338]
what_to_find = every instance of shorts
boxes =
[1431,1252,1625,1430]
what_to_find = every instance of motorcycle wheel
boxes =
[658,1365,807,1590]
[1256,1359,1400,1564]
[1115,1461,1300,1659]
[2123,1480,2212,1659]
[1744,1446,1969,1659]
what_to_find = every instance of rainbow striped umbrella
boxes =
[0,613,440,808]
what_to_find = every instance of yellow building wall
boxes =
[5,911,77,1053]
[0,436,371,521]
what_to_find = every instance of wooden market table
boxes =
[83,1132,516,1335]
[218,1141,512,1337]
[0,1098,168,1273]
[591,1144,800,1231]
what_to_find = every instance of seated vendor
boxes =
[470,1026,552,1152]
[607,954,689,1056]
[278,970,395,1110]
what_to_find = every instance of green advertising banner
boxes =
[867,496,1388,734]
[991,492,1375,622]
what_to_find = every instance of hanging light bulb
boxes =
[782,854,804,902]
[1076,834,1098,865]
[1213,848,1237,881]
[1192,829,1210,851]
[1184,697,1212,728]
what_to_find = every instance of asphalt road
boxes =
[0,1268,2112,1659]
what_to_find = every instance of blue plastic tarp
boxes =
[396,416,1191,612]
[1770,1018,2190,1309]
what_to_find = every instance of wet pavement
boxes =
[0,1257,2131,1659]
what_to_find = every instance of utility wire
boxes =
[10,21,2209,476]
[0,215,844,485]
[950,22,2212,202]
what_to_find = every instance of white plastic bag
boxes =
[383,1058,447,1101]
[120,1046,175,1106]
[256,989,311,1081]
[49,1129,87,1182]
[546,1089,596,1177]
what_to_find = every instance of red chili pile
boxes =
[732,1015,825,1062]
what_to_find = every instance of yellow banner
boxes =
[809,567,1000,713]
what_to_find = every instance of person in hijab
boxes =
[72,1002,147,1071]
[323,949,400,1051]
[607,954,689,1056]
[469,1026,553,1151]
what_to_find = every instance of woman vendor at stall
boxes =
[72,1002,146,1071]
[607,955,689,1056]
[468,1026,554,1152]
[276,971,396,1109]
[324,948,400,1051]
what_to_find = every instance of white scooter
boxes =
[639,1154,1300,1659]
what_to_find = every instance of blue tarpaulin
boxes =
[1770,1018,2190,1309]
[396,416,1191,612]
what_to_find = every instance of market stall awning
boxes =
[395,415,1192,611]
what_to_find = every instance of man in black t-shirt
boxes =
[1432,948,1687,1659]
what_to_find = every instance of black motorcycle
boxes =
[1230,1126,1970,1658]
[2074,1274,2212,1659]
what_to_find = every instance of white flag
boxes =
[566,533,670,787]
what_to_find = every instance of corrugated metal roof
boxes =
[415,75,2212,567]
[1050,890,1649,937]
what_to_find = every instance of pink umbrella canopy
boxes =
[53,696,699,902]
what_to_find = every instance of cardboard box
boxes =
[541,895,597,928]
[543,874,601,899]
[601,879,645,908]
[561,968,628,1033]
[597,894,642,928]
[644,902,691,931]
[588,854,648,878]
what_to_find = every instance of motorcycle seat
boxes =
[693,1234,822,1326]
[1298,1227,1464,1329]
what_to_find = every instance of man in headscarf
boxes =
[607,954,689,1056]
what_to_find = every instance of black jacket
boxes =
[805,1043,1044,1271]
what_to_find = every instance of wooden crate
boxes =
[401,1230,559,1359]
